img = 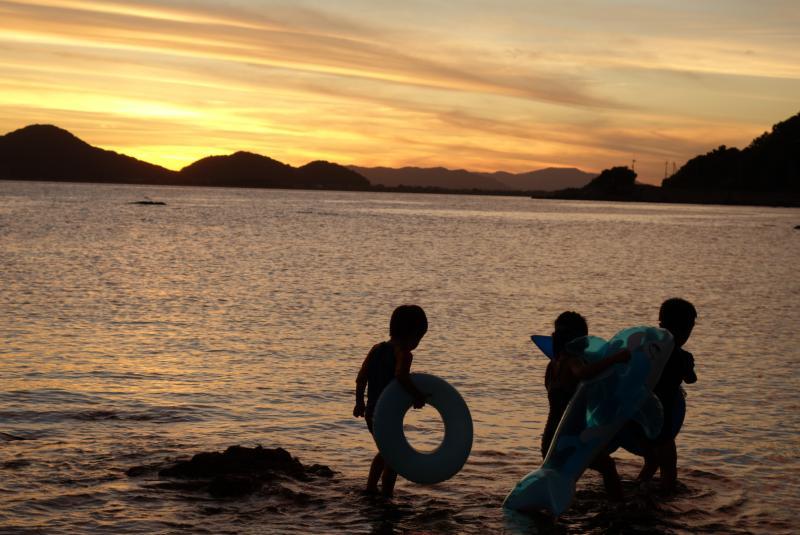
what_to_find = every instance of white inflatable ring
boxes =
[372,373,473,484]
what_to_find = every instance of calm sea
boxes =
[1,181,798,534]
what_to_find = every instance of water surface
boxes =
[1,181,798,533]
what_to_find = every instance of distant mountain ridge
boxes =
[2,115,797,206]
[0,124,597,192]
[487,167,597,191]
[349,165,596,191]
[0,125,369,190]
[347,166,509,190]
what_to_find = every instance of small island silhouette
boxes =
[1,112,797,206]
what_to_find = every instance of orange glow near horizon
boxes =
[1,0,798,182]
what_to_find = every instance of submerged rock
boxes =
[129,445,334,498]
[159,446,303,479]
[0,432,27,441]
[2,459,32,469]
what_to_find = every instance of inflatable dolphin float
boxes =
[532,331,685,452]
[504,326,674,516]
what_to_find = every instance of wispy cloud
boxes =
[0,0,614,106]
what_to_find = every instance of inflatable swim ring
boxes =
[504,326,674,515]
[372,373,473,485]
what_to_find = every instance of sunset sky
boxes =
[1,0,798,184]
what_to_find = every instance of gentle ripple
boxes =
[1,181,799,533]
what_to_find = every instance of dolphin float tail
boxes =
[502,468,575,517]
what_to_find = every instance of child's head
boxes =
[390,304,428,350]
[552,311,588,357]
[659,298,696,347]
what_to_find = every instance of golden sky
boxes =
[1,0,798,183]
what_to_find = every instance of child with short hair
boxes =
[542,311,631,501]
[353,304,428,496]
[637,298,697,491]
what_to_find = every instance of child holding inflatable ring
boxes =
[353,304,428,496]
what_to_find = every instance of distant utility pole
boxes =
[664,161,668,180]
[631,158,636,172]
[672,161,677,174]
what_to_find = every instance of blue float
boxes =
[530,332,686,455]
[505,326,674,516]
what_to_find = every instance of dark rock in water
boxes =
[209,474,263,498]
[159,445,304,479]
[307,463,335,478]
[130,445,334,499]
[130,200,166,205]
[125,465,149,477]
[3,459,32,469]
[0,432,27,441]
[149,480,208,492]
[125,463,162,477]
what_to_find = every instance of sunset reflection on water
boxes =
[1,182,798,533]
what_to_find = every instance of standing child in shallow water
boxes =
[541,311,631,501]
[637,298,698,491]
[353,304,428,496]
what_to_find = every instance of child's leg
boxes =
[655,439,678,491]
[381,467,398,497]
[590,454,623,501]
[637,448,659,482]
[367,453,384,492]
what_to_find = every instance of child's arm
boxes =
[683,351,697,384]
[394,347,427,409]
[353,346,376,417]
[566,349,630,381]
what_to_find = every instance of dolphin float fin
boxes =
[531,335,554,360]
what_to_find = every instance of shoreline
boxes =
[2,178,797,209]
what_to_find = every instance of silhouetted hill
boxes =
[349,166,510,190]
[489,167,596,190]
[180,154,368,189]
[3,122,796,205]
[539,113,800,206]
[583,166,637,194]
[179,151,296,188]
[547,166,663,202]
[0,125,370,190]
[0,124,175,183]
[662,112,800,194]
[296,161,370,189]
